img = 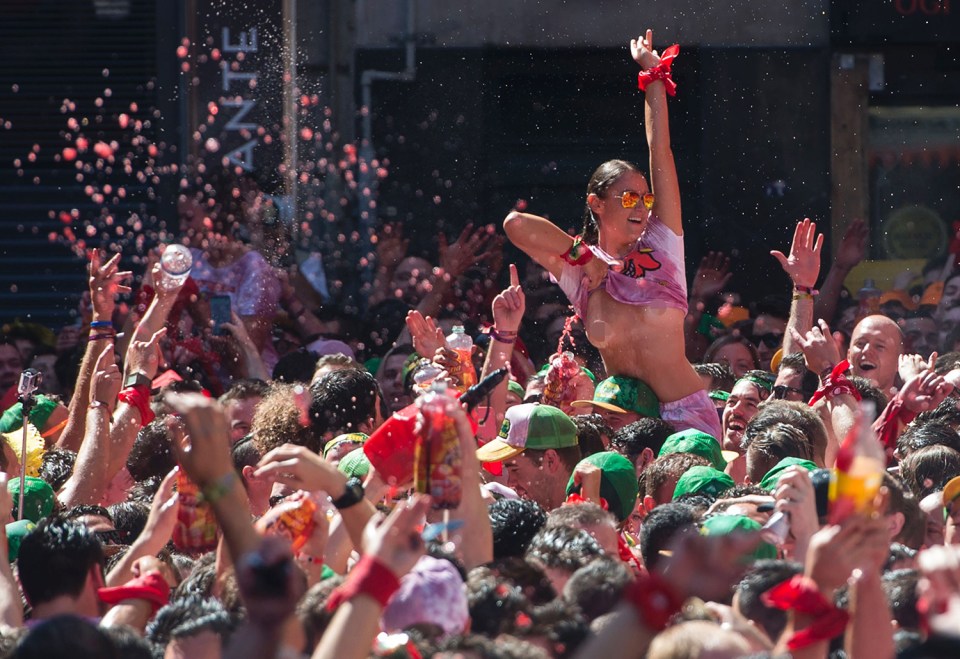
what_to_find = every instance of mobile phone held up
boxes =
[210,295,232,336]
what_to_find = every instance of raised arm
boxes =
[772,218,824,357]
[633,29,682,236]
[502,212,575,280]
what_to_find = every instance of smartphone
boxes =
[210,294,231,336]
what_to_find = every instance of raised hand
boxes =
[374,223,410,272]
[790,319,842,375]
[630,28,661,70]
[124,327,166,381]
[362,494,431,579]
[405,310,446,357]
[88,250,132,321]
[254,443,346,495]
[835,218,869,272]
[899,352,937,383]
[491,264,525,333]
[438,224,499,280]
[162,392,233,487]
[770,218,824,288]
[91,343,121,410]
[690,251,733,302]
[900,369,953,414]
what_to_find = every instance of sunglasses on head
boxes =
[613,190,655,210]
[752,333,783,349]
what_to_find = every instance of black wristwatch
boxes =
[123,372,152,390]
[331,477,364,510]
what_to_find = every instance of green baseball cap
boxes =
[507,380,526,401]
[659,429,727,470]
[337,448,372,479]
[672,466,734,500]
[5,519,35,562]
[323,433,368,459]
[9,476,55,523]
[565,452,639,522]
[476,404,579,463]
[700,514,777,561]
[758,457,818,492]
[571,375,659,418]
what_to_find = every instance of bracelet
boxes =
[296,553,323,565]
[637,44,680,96]
[117,384,156,426]
[560,236,595,267]
[622,571,684,631]
[325,555,401,611]
[199,471,239,504]
[793,285,819,296]
[490,328,517,345]
[90,320,114,329]
[761,575,850,650]
[89,333,116,341]
[88,400,111,411]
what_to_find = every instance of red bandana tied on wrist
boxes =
[637,44,680,96]
[807,360,862,407]
[98,570,171,614]
[326,555,401,611]
[762,575,849,650]
[117,384,155,426]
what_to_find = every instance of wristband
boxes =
[490,328,517,345]
[622,571,684,631]
[90,320,114,329]
[808,360,861,406]
[793,285,819,296]
[117,384,155,426]
[637,44,680,96]
[199,471,239,504]
[560,236,595,267]
[89,333,116,341]
[325,555,401,611]
[761,575,849,650]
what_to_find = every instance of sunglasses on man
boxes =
[752,333,783,349]
[613,190,655,210]
[771,385,808,400]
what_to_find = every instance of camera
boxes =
[17,368,42,400]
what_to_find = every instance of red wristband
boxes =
[622,571,683,631]
[560,236,595,267]
[637,44,680,96]
[118,384,155,426]
[325,555,401,612]
[807,360,861,406]
[762,575,849,650]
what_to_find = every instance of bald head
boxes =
[848,315,903,392]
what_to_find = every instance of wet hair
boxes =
[100,625,152,659]
[934,353,960,376]
[581,159,643,244]
[639,502,697,570]
[562,557,632,621]
[914,395,960,430]
[736,560,804,642]
[218,378,269,405]
[742,400,828,465]
[896,420,960,459]
[610,417,676,465]
[525,526,603,573]
[106,501,150,546]
[882,569,920,632]
[172,553,217,601]
[514,600,589,657]
[489,498,548,560]
[692,362,736,392]
[744,422,814,484]
[466,570,531,637]
[847,374,888,413]
[38,448,76,492]
[11,616,119,659]
[776,352,819,397]
[18,517,105,607]
[899,444,960,499]
[309,368,384,439]
[64,504,112,523]
[146,595,232,650]
[884,473,925,550]
[571,414,612,459]
[485,557,556,605]
[231,435,262,477]
[126,418,176,483]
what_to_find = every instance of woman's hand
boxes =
[630,28,661,70]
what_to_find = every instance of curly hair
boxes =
[250,383,320,455]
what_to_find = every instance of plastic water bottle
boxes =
[446,326,477,392]
[412,358,445,392]
[159,244,193,290]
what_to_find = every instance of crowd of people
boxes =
[2,28,960,659]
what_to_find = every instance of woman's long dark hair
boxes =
[580,159,643,244]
